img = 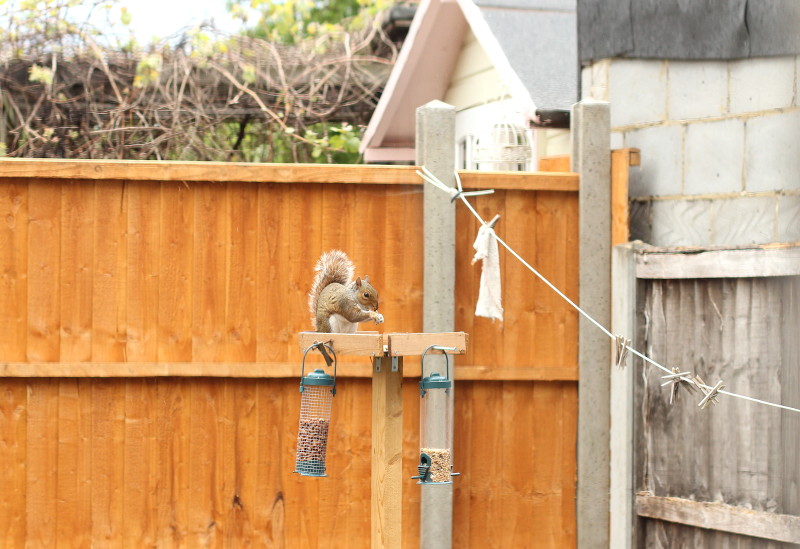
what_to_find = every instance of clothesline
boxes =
[417,167,800,415]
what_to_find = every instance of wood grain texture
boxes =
[157,182,193,362]
[456,188,578,376]
[636,245,800,279]
[637,495,800,544]
[639,277,800,547]
[372,357,403,549]
[27,180,61,362]
[0,165,584,548]
[0,379,26,545]
[60,181,94,362]
[611,149,636,247]
[126,180,161,362]
[0,180,27,361]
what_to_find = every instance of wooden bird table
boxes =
[298,332,468,549]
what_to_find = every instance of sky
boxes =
[96,0,253,42]
[123,0,243,40]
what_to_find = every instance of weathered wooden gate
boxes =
[0,159,585,548]
[613,245,800,548]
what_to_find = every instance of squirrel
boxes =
[308,250,384,333]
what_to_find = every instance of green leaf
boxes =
[28,64,53,86]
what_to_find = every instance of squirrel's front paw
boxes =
[373,312,384,324]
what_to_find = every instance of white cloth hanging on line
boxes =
[471,223,503,322]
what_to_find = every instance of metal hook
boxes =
[301,341,338,395]
[421,344,457,381]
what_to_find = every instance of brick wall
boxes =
[582,56,800,247]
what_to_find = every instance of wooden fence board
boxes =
[27,180,61,362]
[257,182,287,363]
[25,380,58,547]
[126,181,160,362]
[0,181,27,361]
[0,162,581,548]
[227,182,258,362]
[93,182,127,363]
[158,183,194,362]
[60,182,94,362]
[0,379,26,545]
[193,182,228,363]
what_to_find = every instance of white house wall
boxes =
[583,56,800,247]
[446,30,571,168]
[444,30,506,111]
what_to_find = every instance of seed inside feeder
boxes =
[421,447,451,483]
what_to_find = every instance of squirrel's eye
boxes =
[364,292,370,298]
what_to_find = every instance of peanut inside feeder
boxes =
[294,344,336,477]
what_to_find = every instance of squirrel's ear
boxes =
[364,275,370,283]
[355,277,362,287]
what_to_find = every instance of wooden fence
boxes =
[612,244,800,548]
[0,159,580,548]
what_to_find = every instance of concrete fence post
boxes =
[571,99,612,549]
[416,99,456,549]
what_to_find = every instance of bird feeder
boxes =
[413,345,459,484]
[294,343,337,477]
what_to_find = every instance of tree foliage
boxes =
[0,0,398,162]
[231,0,392,44]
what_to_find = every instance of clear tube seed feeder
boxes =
[294,343,337,477]
[413,345,460,484]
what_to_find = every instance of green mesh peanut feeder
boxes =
[295,342,337,477]
[412,345,460,485]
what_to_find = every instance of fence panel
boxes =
[635,275,800,547]
[0,160,579,548]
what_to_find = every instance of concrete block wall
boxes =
[582,56,800,247]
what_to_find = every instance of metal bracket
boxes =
[374,357,382,373]
[391,357,399,372]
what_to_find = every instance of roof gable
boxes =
[361,0,577,161]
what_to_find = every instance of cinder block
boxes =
[745,110,800,193]
[625,125,683,197]
[650,199,712,247]
[778,195,800,242]
[684,118,744,195]
[668,60,728,120]
[730,57,795,115]
[711,196,776,246]
[610,131,624,151]
[609,59,667,128]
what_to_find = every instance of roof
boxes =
[477,0,577,110]
[578,0,800,62]
[361,0,578,162]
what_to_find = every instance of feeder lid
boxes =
[302,368,335,386]
[421,372,451,390]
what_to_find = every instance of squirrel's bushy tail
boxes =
[308,250,354,329]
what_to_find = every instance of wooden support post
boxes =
[611,148,639,247]
[371,355,403,549]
